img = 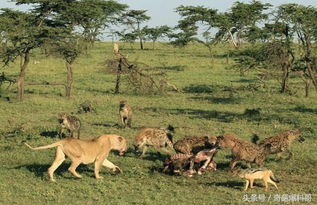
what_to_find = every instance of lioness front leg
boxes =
[102,159,122,174]
[94,159,104,179]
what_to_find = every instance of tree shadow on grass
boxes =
[292,105,317,114]
[40,130,59,138]
[92,122,121,128]
[183,84,220,94]
[156,65,185,72]
[190,96,241,104]
[203,181,244,190]
[92,122,143,130]
[141,107,299,125]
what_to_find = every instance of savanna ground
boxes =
[0,42,316,204]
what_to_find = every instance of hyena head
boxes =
[57,112,68,123]
[289,129,305,143]
[119,100,127,108]
[134,137,145,153]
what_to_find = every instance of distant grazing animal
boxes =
[251,129,304,160]
[119,100,132,128]
[113,43,119,54]
[232,167,279,191]
[173,135,217,154]
[58,113,81,139]
[25,134,127,182]
[134,125,175,157]
[217,134,271,170]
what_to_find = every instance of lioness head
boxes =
[110,135,128,156]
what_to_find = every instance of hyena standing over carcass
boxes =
[58,113,81,139]
[173,135,217,154]
[119,100,132,128]
[134,125,175,157]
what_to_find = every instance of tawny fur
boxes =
[218,134,270,170]
[119,100,132,128]
[174,135,217,154]
[134,126,175,157]
[25,134,127,182]
[252,129,304,160]
[233,168,279,191]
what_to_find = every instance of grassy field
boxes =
[0,42,316,204]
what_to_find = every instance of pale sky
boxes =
[1,0,316,27]
[1,0,316,40]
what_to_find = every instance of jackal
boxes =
[232,167,279,191]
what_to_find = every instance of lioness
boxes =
[25,134,127,182]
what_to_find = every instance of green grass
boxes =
[0,42,316,204]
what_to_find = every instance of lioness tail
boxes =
[24,142,62,150]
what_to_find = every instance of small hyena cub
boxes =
[58,113,81,139]
[119,100,132,128]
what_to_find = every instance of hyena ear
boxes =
[167,125,175,132]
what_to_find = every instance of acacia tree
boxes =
[70,0,127,47]
[172,5,218,51]
[172,1,271,52]
[0,9,46,101]
[231,4,317,97]
[143,25,171,49]
[120,10,150,50]
[49,0,126,97]
[277,4,317,93]
[0,0,126,99]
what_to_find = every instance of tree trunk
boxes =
[114,58,123,94]
[305,79,310,97]
[306,63,317,91]
[228,30,238,49]
[280,63,289,93]
[137,22,144,50]
[300,72,310,97]
[139,36,144,50]
[65,60,74,98]
[17,50,30,101]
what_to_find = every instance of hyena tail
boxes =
[270,171,280,183]
[251,134,260,144]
